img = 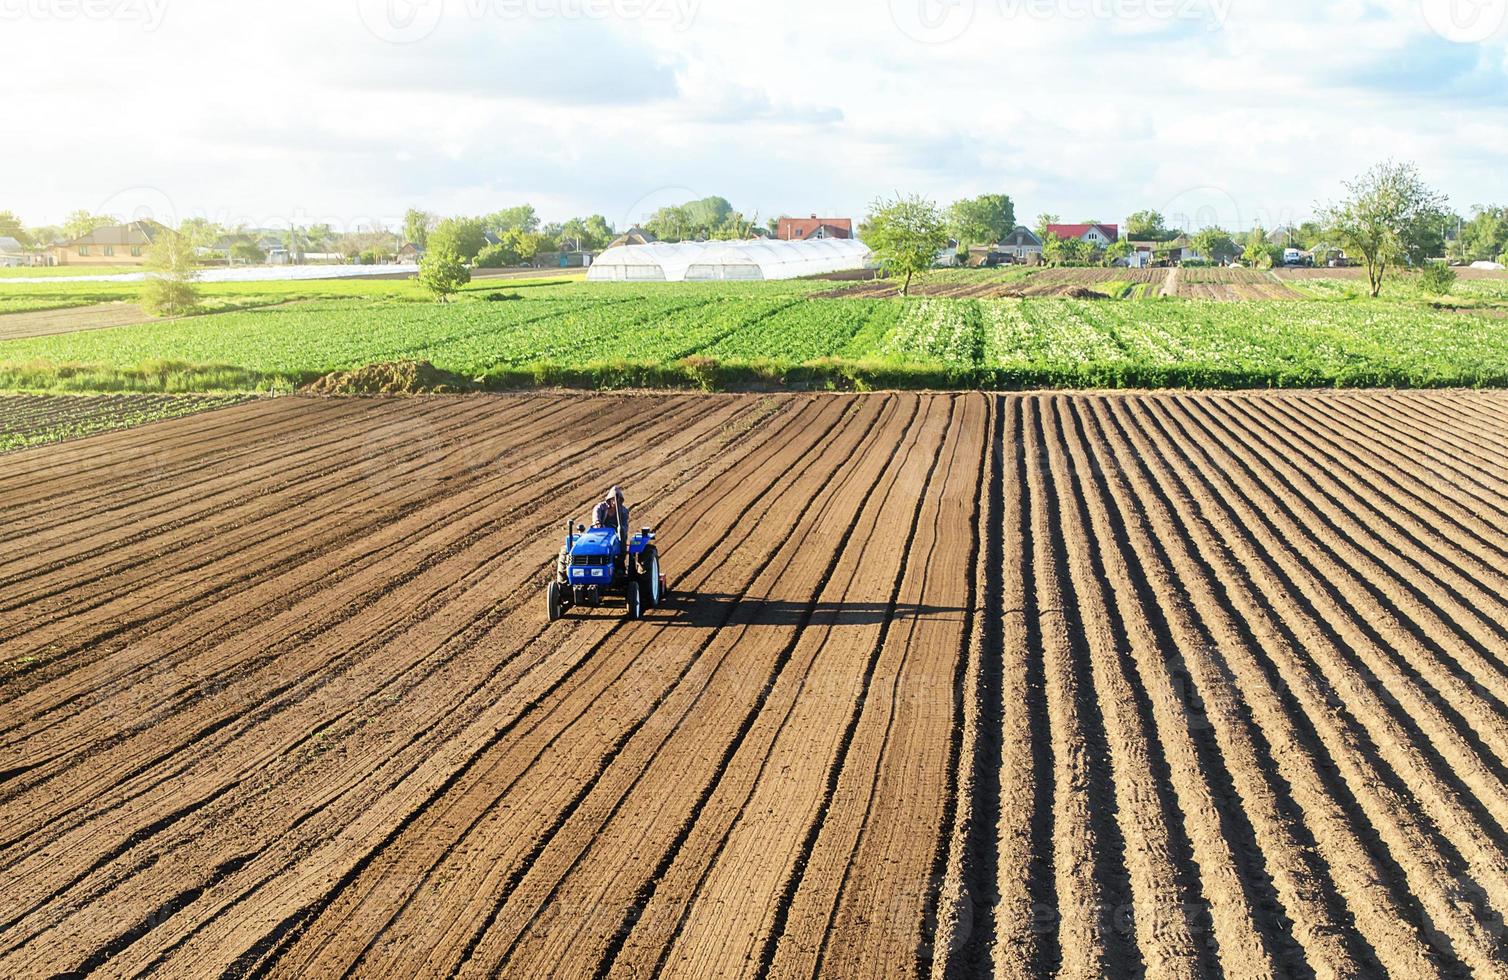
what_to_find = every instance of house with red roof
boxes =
[776,215,854,241]
[1045,223,1119,248]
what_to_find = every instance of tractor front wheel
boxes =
[547,580,563,622]
[625,581,642,621]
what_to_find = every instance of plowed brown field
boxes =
[2,390,1506,979]
[0,302,153,340]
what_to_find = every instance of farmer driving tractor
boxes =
[593,486,629,533]
[593,486,630,576]
[547,485,663,622]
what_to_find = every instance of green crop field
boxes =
[0,392,248,452]
[1,273,1505,392]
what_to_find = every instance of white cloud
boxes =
[1,0,1504,231]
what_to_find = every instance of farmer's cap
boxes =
[608,486,623,502]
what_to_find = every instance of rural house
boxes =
[607,227,658,249]
[47,220,167,266]
[776,215,854,241]
[1046,222,1119,247]
[1157,235,1200,264]
[997,226,1043,261]
[398,242,425,262]
[1127,241,1159,268]
[531,250,595,269]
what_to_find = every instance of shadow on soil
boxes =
[564,591,967,628]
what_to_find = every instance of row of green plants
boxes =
[2,288,1504,392]
[0,393,246,451]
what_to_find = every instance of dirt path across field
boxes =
[2,390,1506,978]
[0,302,154,340]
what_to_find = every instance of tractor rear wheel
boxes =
[641,548,661,609]
[625,581,642,621]
[547,580,563,622]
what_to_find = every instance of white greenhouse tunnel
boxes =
[587,238,873,282]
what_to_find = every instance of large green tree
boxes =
[1319,160,1448,296]
[1125,209,1167,240]
[558,215,614,251]
[485,205,540,237]
[428,216,489,263]
[948,193,1016,249]
[864,194,950,296]
[1191,227,1236,264]
[1034,213,1060,240]
[645,197,735,242]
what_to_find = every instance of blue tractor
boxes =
[547,514,665,622]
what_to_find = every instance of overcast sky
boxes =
[4,0,1506,232]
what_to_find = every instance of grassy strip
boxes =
[6,354,1507,395]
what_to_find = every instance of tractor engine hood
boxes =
[570,528,621,557]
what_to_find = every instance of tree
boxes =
[140,229,200,316]
[645,197,735,241]
[1103,239,1133,266]
[683,197,735,234]
[1126,210,1167,240]
[230,239,266,264]
[949,193,1016,249]
[1458,206,1505,261]
[177,217,222,249]
[476,229,548,267]
[1034,213,1060,241]
[428,217,488,263]
[0,210,30,246]
[485,205,540,236]
[646,205,691,241]
[1319,160,1448,297]
[475,243,510,269]
[306,223,335,252]
[712,211,759,240]
[559,214,614,251]
[1243,226,1279,268]
[63,210,117,241]
[1044,234,1093,266]
[402,209,434,248]
[863,194,950,296]
[1191,227,1236,264]
[418,243,470,301]
[515,230,549,262]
